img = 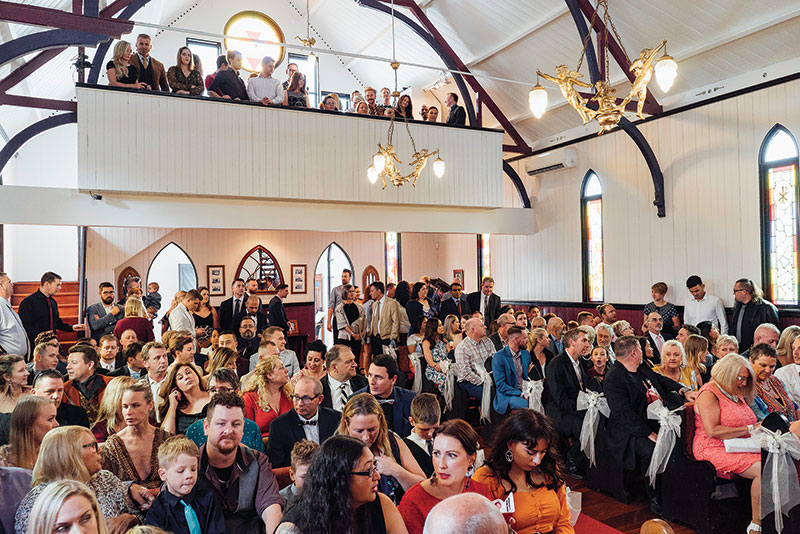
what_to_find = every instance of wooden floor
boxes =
[566,476,696,534]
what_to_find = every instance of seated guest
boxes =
[321,345,367,411]
[242,341,281,389]
[683,334,709,387]
[169,333,198,366]
[114,297,154,343]
[261,326,301,378]
[612,320,635,338]
[279,439,319,509]
[398,420,492,534]
[489,313,515,351]
[216,331,250,377]
[16,426,141,534]
[247,56,283,105]
[208,50,247,100]
[111,342,146,379]
[776,325,800,367]
[454,318,495,400]
[119,328,139,355]
[395,94,414,120]
[748,343,798,422]
[283,71,309,107]
[338,393,425,504]
[205,346,245,377]
[91,376,135,442]
[31,369,90,428]
[64,345,113,423]
[406,282,434,335]
[776,334,800,404]
[595,323,615,362]
[443,314,463,352]
[242,354,292,439]
[206,54,228,95]
[237,315,261,358]
[473,410,574,534]
[652,340,697,390]
[492,326,531,415]
[514,310,529,328]
[290,339,328,387]
[676,323,700,344]
[276,435,406,534]
[101,382,171,491]
[355,354,417,438]
[107,40,145,89]
[604,336,696,515]
[266,376,339,468]
[144,436,225,534]
[404,393,440,478]
[26,480,109,534]
[576,311,594,326]
[422,318,449,394]
[167,46,203,95]
[546,317,565,355]
[26,338,61,385]
[526,327,554,381]
[714,334,739,359]
[0,355,30,414]
[643,282,681,338]
[0,467,31,534]
[586,345,610,389]
[0,396,58,468]
[200,327,220,357]
[141,342,169,422]
[424,494,506,534]
[694,354,761,534]
[643,312,671,363]
[96,335,121,373]
[159,363,211,435]
[426,106,439,123]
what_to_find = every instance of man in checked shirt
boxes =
[454,317,495,401]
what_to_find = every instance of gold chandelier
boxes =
[529,0,678,134]
[295,0,316,64]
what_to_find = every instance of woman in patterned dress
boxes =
[748,344,798,422]
[422,318,448,393]
[642,282,680,338]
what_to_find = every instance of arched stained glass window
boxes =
[385,233,401,284]
[236,245,284,294]
[760,125,800,305]
[224,11,286,72]
[581,171,604,302]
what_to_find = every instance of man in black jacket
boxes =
[438,280,470,320]
[445,92,466,125]
[730,278,779,351]
[604,336,697,514]
[268,284,290,332]
[320,345,367,411]
[17,272,85,351]
[219,278,247,332]
[31,369,90,428]
[467,277,501,327]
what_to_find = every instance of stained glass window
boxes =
[478,234,491,282]
[224,11,286,73]
[582,172,604,302]
[761,126,800,305]
[236,245,284,293]
[385,233,401,284]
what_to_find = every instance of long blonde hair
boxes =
[242,354,292,411]
[94,376,135,432]
[777,325,800,363]
[336,393,391,456]
[683,335,708,376]
[9,396,54,469]
[124,297,147,318]
[207,346,239,375]
[32,426,93,486]
[527,327,548,352]
[28,480,109,534]
[112,40,130,80]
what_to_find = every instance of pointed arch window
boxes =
[385,233,401,284]
[760,125,800,305]
[236,245,285,294]
[581,171,604,302]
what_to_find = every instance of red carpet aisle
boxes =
[574,514,625,534]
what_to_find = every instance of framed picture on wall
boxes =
[291,264,307,294]
[453,269,464,284]
[207,265,225,296]
[287,319,299,334]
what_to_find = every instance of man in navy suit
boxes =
[219,278,247,331]
[492,326,532,415]
[353,354,416,438]
[268,284,290,331]
[266,376,339,468]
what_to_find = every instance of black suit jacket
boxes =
[268,296,289,331]
[17,290,73,347]
[404,438,434,477]
[603,362,684,470]
[730,299,780,351]
[644,331,674,364]
[266,407,340,468]
[320,374,368,409]
[438,296,470,321]
[447,104,466,125]
[545,350,589,425]
[219,296,247,332]
[466,292,501,326]
[488,332,505,352]
[353,386,416,438]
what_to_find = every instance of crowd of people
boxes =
[105,35,468,125]
[0,267,797,534]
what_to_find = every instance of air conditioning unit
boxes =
[525,147,577,175]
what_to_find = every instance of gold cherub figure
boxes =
[538,66,594,124]
[591,81,625,134]
[622,40,666,119]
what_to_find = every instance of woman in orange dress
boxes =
[473,409,573,534]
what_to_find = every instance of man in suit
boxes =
[86,282,123,342]
[110,342,145,379]
[353,354,416,438]
[0,272,28,358]
[731,278,779,351]
[438,280,471,321]
[545,327,591,475]
[492,326,532,415]
[328,269,352,344]
[219,278,247,332]
[467,277,501,327]
[268,284,290,331]
[604,336,697,514]
[96,334,122,373]
[168,289,201,337]
[128,34,169,91]
[445,92,466,125]
[489,313,515,351]
[208,50,247,100]
[31,369,90,428]
[245,279,264,312]
[63,344,112,423]
[320,345,367,411]
[368,281,400,356]
[18,271,85,351]
[235,295,268,334]
[644,312,672,364]
[266,376,339,468]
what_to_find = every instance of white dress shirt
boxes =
[683,293,728,334]
[99,360,116,372]
[406,431,432,457]
[0,295,29,357]
[327,375,351,412]
[775,363,800,406]
[247,74,284,104]
[569,352,583,388]
[298,411,320,443]
[145,373,166,422]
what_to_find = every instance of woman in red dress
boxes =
[242,354,292,440]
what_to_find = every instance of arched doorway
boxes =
[146,242,198,340]
[314,242,353,346]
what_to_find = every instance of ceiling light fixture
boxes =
[296,0,316,63]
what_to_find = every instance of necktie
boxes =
[234,299,241,316]
[372,301,381,336]
[656,334,664,352]
[339,383,348,405]
[483,295,488,315]
[299,419,317,426]
[180,500,201,534]
[426,439,433,456]
[46,298,54,331]
[457,299,462,315]
[143,56,149,69]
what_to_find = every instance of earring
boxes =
[430,471,437,484]
[465,465,474,478]
[505,449,513,463]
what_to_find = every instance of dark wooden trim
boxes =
[285,301,314,308]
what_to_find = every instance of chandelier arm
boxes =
[575,0,599,74]
[603,4,629,64]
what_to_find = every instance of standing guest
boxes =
[336,284,365,357]
[454,318,495,401]
[398,420,492,534]
[247,56,283,105]
[208,50,247,100]
[438,281,470,320]
[279,440,318,509]
[642,282,680,338]
[266,376,339,468]
[268,284,291,331]
[403,393,440,478]
[159,363,211,435]
[97,335,121,373]
[18,272,84,349]
[444,93,466,125]
[283,62,298,90]
[290,339,327,387]
[467,277,501,327]
[141,342,169,422]
[652,340,696,390]
[220,279,247,332]
[492,326,532,415]
[328,269,352,344]
[380,87,392,108]
[87,283,123,342]
[101,382,171,491]
[25,480,110,534]
[370,282,401,356]
[395,95,414,120]
[337,393,425,505]
[731,279,780,351]
[205,55,228,94]
[91,376,135,442]
[473,409,574,534]
[283,72,309,108]
[419,104,429,121]
[346,90,362,112]
[643,312,671,363]
[426,106,439,123]
[243,354,292,439]
[364,86,382,115]
[355,355,416,438]
[129,34,169,91]
[526,327,554,382]
[684,275,729,334]
[64,345,112,423]
[107,40,145,88]
[0,273,28,358]
[0,355,30,413]
[748,343,798,422]
[169,290,201,340]
[237,295,268,336]
[166,46,203,95]
[114,298,155,343]
[245,279,264,309]
[31,369,90,428]
[321,345,367,411]
[193,287,219,339]
[0,396,57,468]
[406,282,434,335]
[422,318,448,394]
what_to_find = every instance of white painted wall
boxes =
[3,225,78,281]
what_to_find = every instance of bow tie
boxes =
[299,420,317,426]
[377,398,395,405]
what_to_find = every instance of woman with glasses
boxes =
[16,426,142,534]
[276,435,408,534]
[693,354,761,534]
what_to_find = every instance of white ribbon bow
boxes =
[645,400,684,487]
[758,427,800,533]
[576,390,610,467]
[521,380,545,414]
[408,349,423,394]
[439,360,456,411]
[476,367,493,423]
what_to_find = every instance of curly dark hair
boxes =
[485,409,562,493]
[394,281,411,306]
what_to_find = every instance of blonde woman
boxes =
[527,327,554,381]
[683,334,708,389]
[776,325,800,367]
[652,340,697,390]
[106,40,146,89]
[91,376,136,443]
[242,354,292,439]
[16,426,140,534]
[714,334,739,359]
[442,314,463,351]
[27,480,109,534]
[0,396,58,469]
[0,354,30,413]
[206,346,240,375]
[114,297,154,343]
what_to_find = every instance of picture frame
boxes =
[207,265,225,296]
[291,264,307,294]
[287,319,299,334]
[453,269,464,284]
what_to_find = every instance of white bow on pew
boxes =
[758,427,800,533]
[407,349,423,394]
[576,390,610,467]
[439,360,456,411]
[521,379,545,414]
[477,366,493,423]
[645,400,684,486]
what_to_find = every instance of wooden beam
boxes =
[0,1,133,36]
[0,94,77,111]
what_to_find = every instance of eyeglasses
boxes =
[82,442,99,451]
[351,461,378,477]
[736,375,750,383]
[291,394,321,404]
[733,288,747,293]
[209,386,235,394]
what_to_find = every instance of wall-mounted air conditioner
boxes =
[525,147,577,175]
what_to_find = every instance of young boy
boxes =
[279,440,319,508]
[143,281,162,311]
[145,435,225,534]
[403,393,441,477]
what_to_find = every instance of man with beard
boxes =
[86,283,123,341]
[200,391,283,533]
[238,316,260,359]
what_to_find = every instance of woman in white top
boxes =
[775,335,800,406]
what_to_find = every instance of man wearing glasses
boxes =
[265,376,340,468]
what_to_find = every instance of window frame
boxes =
[580,170,604,303]
[288,52,320,108]
[384,232,402,285]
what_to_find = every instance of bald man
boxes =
[740,323,780,359]
[546,317,565,355]
[489,313,516,351]
[423,493,507,534]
